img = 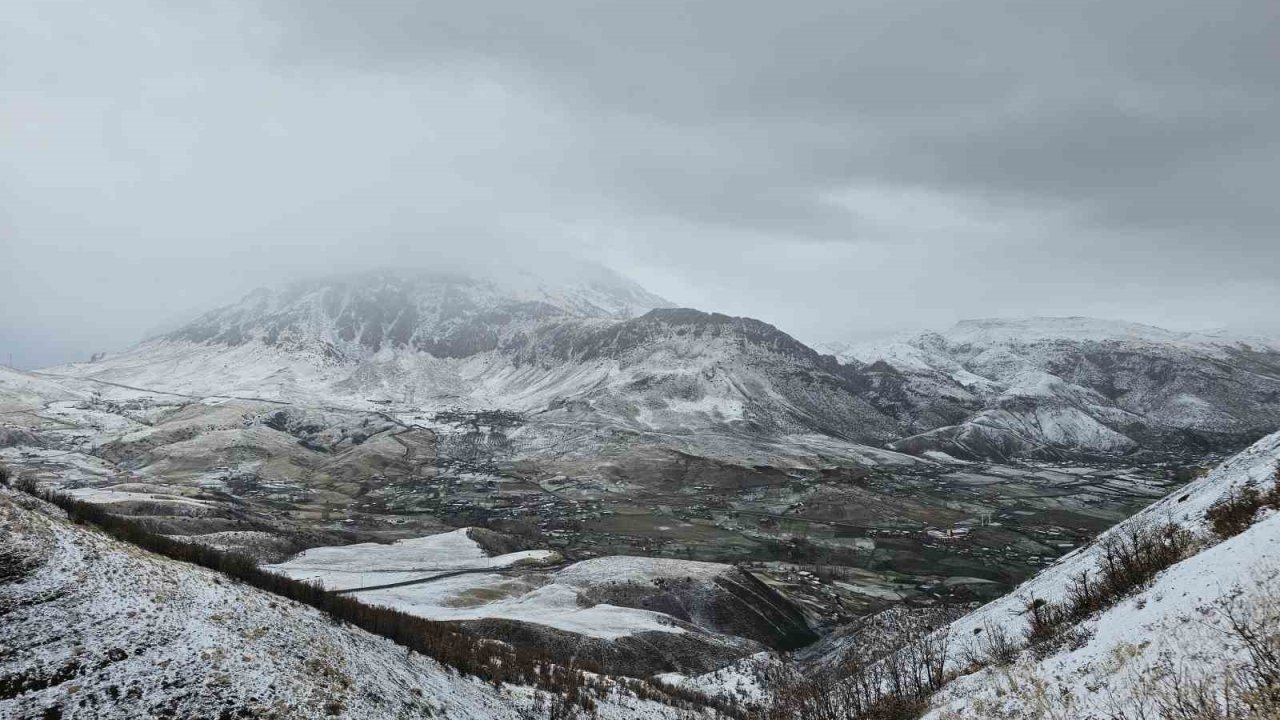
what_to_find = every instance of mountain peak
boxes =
[162,264,672,359]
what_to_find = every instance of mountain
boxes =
[9,270,1280,717]
[832,317,1280,461]
[39,275,1280,469]
[47,267,915,472]
[161,264,673,359]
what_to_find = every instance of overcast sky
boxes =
[3,1,1279,368]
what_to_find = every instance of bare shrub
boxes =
[963,622,1022,668]
[14,475,39,496]
[1090,522,1193,608]
[1220,592,1280,709]
[1206,466,1280,539]
[1024,596,1070,646]
[1023,521,1193,651]
[767,628,949,720]
[1207,487,1265,539]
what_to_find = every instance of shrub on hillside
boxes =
[1022,595,1074,648]
[1081,521,1193,612]
[1206,466,1280,539]
[962,621,1023,668]
[1208,487,1267,538]
[1024,521,1193,648]
[767,626,949,720]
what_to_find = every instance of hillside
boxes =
[922,429,1280,718]
[0,486,715,720]
[720,431,1280,718]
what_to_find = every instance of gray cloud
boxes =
[2,0,1278,367]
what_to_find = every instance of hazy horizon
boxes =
[8,257,1280,371]
[4,1,1279,368]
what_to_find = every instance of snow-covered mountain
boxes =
[162,264,673,358]
[49,268,913,472]
[43,275,1280,468]
[833,317,1280,460]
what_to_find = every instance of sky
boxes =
[3,1,1279,368]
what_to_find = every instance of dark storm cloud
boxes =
[264,0,1280,243]
[2,0,1279,366]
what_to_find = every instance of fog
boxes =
[3,1,1279,368]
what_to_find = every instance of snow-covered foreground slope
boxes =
[921,430,1280,719]
[0,488,709,720]
[837,317,1280,460]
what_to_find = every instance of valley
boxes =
[0,368,1193,632]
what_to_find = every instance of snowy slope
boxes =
[0,489,705,720]
[920,430,1280,718]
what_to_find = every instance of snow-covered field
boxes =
[266,532,715,640]
[358,575,688,640]
[265,528,558,590]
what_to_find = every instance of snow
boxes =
[833,316,1280,458]
[65,487,218,510]
[553,555,731,587]
[358,576,686,640]
[655,652,775,706]
[265,529,558,591]
[0,489,526,719]
[842,317,1275,371]
[267,536,701,640]
[265,538,781,643]
[266,538,757,638]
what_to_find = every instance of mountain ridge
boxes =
[47,272,1280,462]
[832,315,1280,460]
